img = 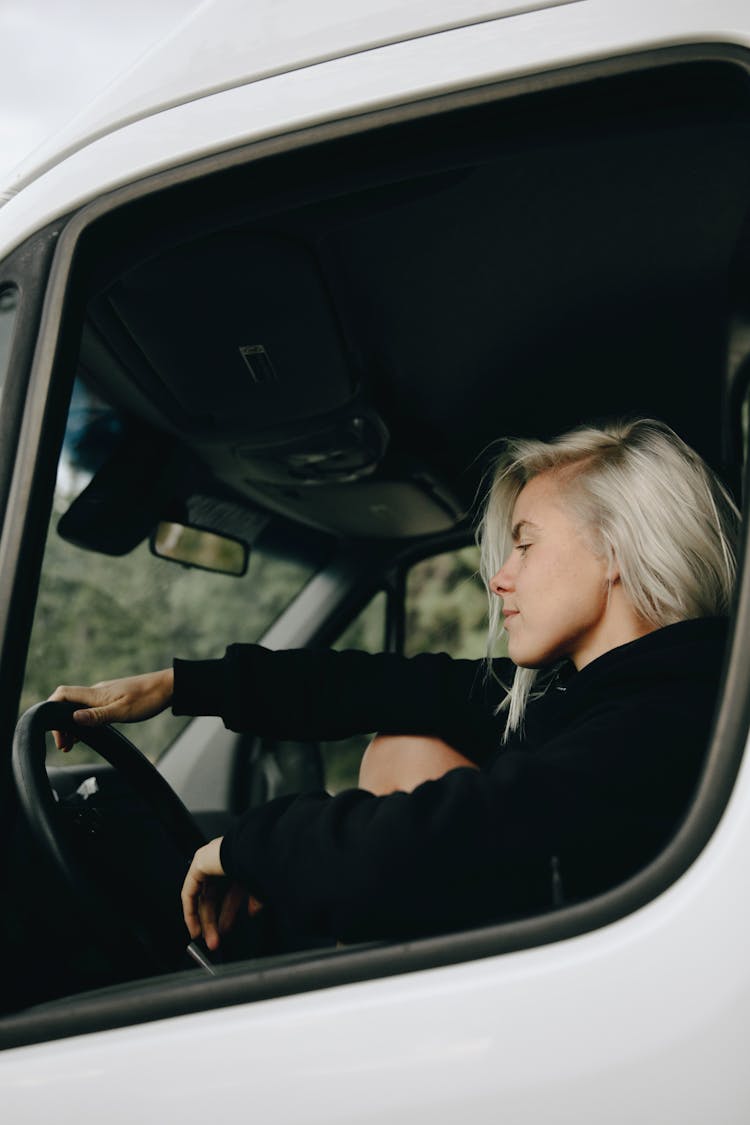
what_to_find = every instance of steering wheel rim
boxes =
[13,700,206,974]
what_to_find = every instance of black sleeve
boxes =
[173,645,513,762]
[218,697,709,943]
[219,756,555,942]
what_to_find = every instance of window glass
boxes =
[332,589,387,654]
[321,590,387,793]
[0,284,19,397]
[405,544,504,659]
[21,382,321,765]
[321,545,504,795]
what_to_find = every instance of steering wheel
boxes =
[13,700,207,978]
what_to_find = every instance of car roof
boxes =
[0,0,565,201]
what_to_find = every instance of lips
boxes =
[503,610,519,622]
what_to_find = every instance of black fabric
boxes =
[173,617,726,943]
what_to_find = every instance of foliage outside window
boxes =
[332,590,388,655]
[405,544,504,660]
[22,384,319,765]
[23,523,316,765]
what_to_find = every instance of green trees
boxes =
[405,545,490,660]
[21,497,314,764]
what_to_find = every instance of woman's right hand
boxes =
[48,668,174,751]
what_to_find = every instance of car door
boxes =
[2,11,750,1125]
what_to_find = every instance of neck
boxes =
[573,588,656,670]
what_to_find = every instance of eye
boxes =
[515,543,531,555]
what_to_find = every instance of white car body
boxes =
[2,2,750,1120]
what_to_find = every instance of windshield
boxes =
[21,382,323,763]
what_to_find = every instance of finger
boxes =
[49,686,118,729]
[181,839,226,944]
[49,686,102,748]
[218,883,245,934]
[49,685,100,705]
[55,733,77,753]
[198,883,221,951]
[71,702,122,726]
[181,866,204,941]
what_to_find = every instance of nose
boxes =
[489,555,514,598]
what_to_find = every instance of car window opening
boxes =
[5,57,750,1045]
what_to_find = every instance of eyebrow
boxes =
[511,519,540,541]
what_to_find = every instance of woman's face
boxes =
[490,471,612,670]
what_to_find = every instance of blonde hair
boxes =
[477,419,740,739]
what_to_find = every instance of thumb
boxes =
[72,704,115,726]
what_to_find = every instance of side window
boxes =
[320,591,387,793]
[405,544,500,659]
[332,590,388,655]
[320,546,500,794]
[0,284,19,396]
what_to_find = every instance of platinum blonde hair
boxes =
[477,418,740,740]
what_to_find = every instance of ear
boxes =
[606,548,621,585]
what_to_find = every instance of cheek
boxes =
[532,549,607,618]
[563,556,609,617]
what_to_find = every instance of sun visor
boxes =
[57,429,186,556]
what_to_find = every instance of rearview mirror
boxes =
[150,521,249,576]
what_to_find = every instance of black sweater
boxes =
[173,617,726,942]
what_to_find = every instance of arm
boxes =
[210,695,712,944]
[174,644,509,762]
[217,753,555,942]
[48,647,510,760]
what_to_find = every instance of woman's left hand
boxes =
[181,837,264,950]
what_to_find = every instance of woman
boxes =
[50,419,739,949]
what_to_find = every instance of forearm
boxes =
[218,758,550,942]
[173,645,505,759]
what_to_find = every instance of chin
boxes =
[507,640,560,670]
[507,647,545,670]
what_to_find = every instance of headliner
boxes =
[73,60,750,541]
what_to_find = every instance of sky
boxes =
[0,0,198,185]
